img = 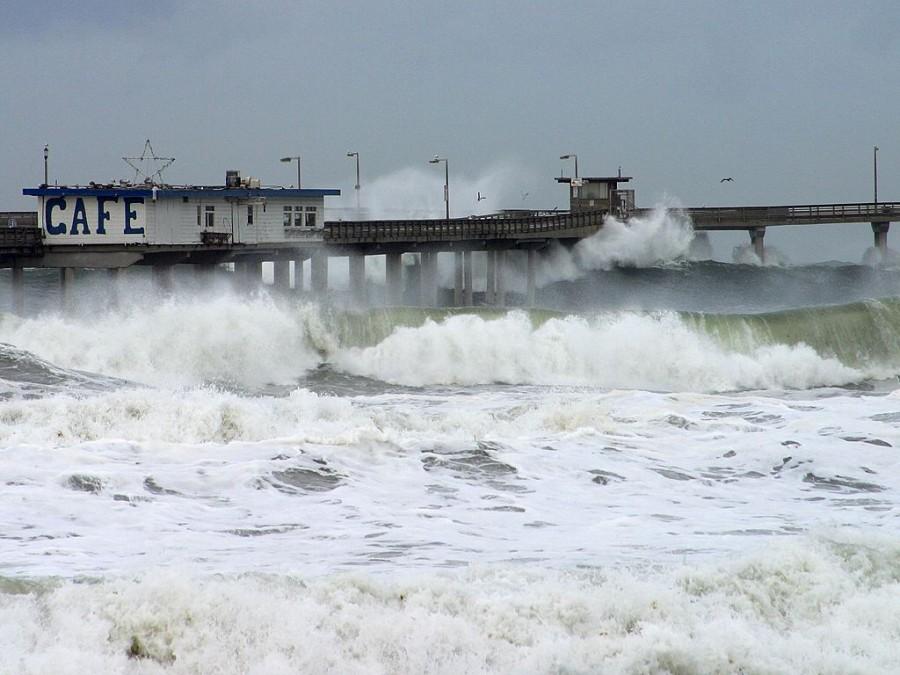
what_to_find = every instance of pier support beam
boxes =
[485,251,496,305]
[496,250,507,307]
[311,252,328,294]
[750,227,766,264]
[107,268,122,310]
[420,251,438,307]
[527,249,537,308]
[872,222,890,256]
[233,261,250,288]
[11,266,24,315]
[385,252,403,306]
[60,268,75,312]
[293,257,304,292]
[152,265,174,294]
[454,252,463,306]
[349,254,366,305]
[273,260,290,290]
[195,264,217,280]
[463,251,473,306]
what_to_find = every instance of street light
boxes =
[43,144,49,187]
[347,151,360,210]
[874,145,879,206]
[280,155,301,188]
[560,153,578,179]
[429,155,449,220]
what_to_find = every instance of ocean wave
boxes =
[2,295,900,392]
[2,533,898,674]
[333,310,864,390]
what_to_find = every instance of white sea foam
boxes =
[732,243,792,266]
[2,534,899,675]
[0,296,874,391]
[335,311,864,390]
[0,295,325,388]
[3,383,898,579]
[537,205,696,286]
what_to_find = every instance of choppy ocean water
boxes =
[2,259,900,674]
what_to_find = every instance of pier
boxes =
[2,176,899,313]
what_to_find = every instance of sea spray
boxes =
[327,162,534,221]
[0,294,324,388]
[537,204,696,287]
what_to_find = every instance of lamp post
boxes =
[43,144,49,186]
[560,153,578,179]
[347,151,360,210]
[280,155,301,188]
[429,155,449,220]
[874,145,879,206]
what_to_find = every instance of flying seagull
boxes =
[720,177,734,182]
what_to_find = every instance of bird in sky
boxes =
[476,191,486,202]
[720,177,734,182]
[521,191,530,201]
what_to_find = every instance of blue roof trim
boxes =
[24,187,341,198]
[24,187,152,197]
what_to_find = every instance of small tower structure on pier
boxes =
[556,173,634,218]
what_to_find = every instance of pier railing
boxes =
[0,226,43,255]
[324,209,605,244]
[650,202,900,230]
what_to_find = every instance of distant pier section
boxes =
[2,170,898,312]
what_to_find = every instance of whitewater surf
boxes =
[1,262,900,673]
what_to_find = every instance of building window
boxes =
[247,205,254,225]
[305,206,317,229]
[293,207,303,227]
[205,205,215,228]
[283,206,291,226]
[196,205,201,226]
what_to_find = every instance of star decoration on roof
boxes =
[123,139,175,185]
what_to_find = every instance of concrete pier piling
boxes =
[349,254,366,304]
[495,250,507,307]
[152,265,175,294]
[420,251,438,307]
[872,222,890,255]
[485,251,496,305]
[463,251,473,306]
[107,268,122,309]
[750,227,766,264]
[60,268,75,312]
[526,249,537,307]
[454,252,463,306]
[11,266,24,314]
[273,260,290,290]
[385,252,403,305]
[311,251,328,294]
[293,257,304,292]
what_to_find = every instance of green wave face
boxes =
[321,298,900,373]
[685,298,900,368]
[326,306,566,349]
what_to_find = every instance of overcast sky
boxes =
[2,0,898,261]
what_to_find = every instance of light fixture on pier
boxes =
[874,145,879,206]
[429,155,449,220]
[280,155,301,188]
[560,153,578,179]
[42,145,48,187]
[347,151,360,209]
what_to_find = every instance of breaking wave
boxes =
[2,294,900,392]
[2,533,899,674]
